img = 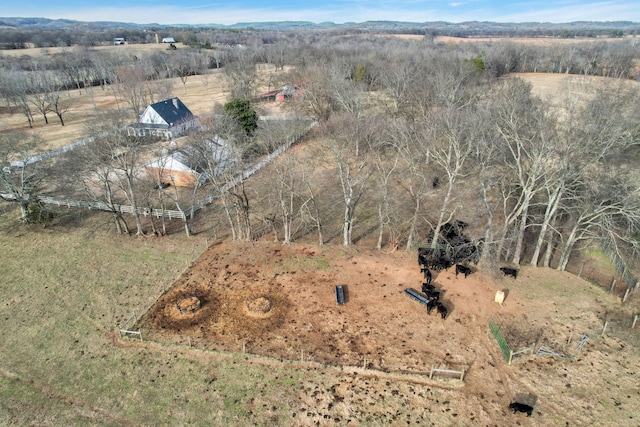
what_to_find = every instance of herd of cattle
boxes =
[332,219,533,416]
[405,221,519,321]
[412,222,532,416]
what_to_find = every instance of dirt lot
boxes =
[138,240,640,425]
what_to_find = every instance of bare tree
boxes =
[372,127,400,250]
[556,171,640,271]
[168,49,207,94]
[0,132,48,224]
[43,71,69,126]
[391,119,433,251]
[80,113,147,235]
[295,63,336,121]
[2,71,35,128]
[320,113,376,246]
[428,107,477,249]
[28,69,52,125]
[258,121,303,244]
[114,64,152,119]
[191,116,246,240]
[224,48,258,100]
[375,53,419,115]
[75,141,131,235]
[490,78,555,264]
[146,144,202,237]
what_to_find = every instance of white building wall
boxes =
[139,107,168,125]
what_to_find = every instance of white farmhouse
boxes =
[127,98,198,139]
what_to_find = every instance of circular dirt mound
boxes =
[176,294,201,314]
[244,296,273,318]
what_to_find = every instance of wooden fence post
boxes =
[602,321,608,337]
[632,315,638,330]
[609,279,616,294]
[623,287,631,303]
[578,262,585,278]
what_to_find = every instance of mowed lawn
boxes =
[0,207,308,426]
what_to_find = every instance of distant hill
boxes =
[0,17,639,35]
[0,17,159,30]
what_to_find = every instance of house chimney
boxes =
[172,98,178,109]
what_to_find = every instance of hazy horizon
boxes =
[3,0,640,26]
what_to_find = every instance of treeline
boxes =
[2,19,640,49]
[1,33,639,273]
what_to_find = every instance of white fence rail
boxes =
[10,136,98,167]
[2,121,317,221]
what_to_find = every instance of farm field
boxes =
[1,208,639,425]
[1,44,290,152]
[2,40,639,154]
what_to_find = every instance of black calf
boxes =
[508,402,533,417]
[500,267,518,279]
[455,264,472,278]
[436,302,448,319]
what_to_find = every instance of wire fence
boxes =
[117,329,468,383]
[602,313,640,346]
[535,335,588,360]
[600,240,639,302]
[489,317,514,364]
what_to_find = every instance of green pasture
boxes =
[0,207,309,426]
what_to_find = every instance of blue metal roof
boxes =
[149,98,194,126]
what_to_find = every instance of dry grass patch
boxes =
[1,62,293,151]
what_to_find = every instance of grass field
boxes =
[0,207,324,426]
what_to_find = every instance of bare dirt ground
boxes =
[138,240,640,425]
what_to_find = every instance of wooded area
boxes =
[1,27,639,276]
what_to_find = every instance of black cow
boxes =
[421,267,432,285]
[418,247,434,268]
[455,264,472,278]
[500,267,518,279]
[426,300,436,315]
[508,402,533,417]
[424,290,440,302]
[422,282,436,294]
[436,302,448,319]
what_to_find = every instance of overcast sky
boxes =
[5,0,640,25]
